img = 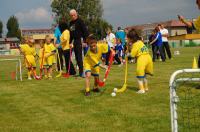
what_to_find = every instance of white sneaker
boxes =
[145,88,149,92]
[28,77,32,80]
[136,90,145,94]
[118,64,123,67]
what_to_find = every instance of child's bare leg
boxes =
[94,76,99,88]
[32,67,37,77]
[119,57,122,64]
[143,77,149,91]
[27,68,32,79]
[48,66,52,78]
[137,78,145,93]
[44,67,48,78]
[85,72,91,93]
[93,76,100,92]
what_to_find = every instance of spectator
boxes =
[69,9,89,77]
[149,30,159,60]
[178,0,200,68]
[150,26,165,62]
[60,22,76,76]
[115,27,126,47]
[54,21,64,72]
[106,28,116,65]
[115,38,124,66]
[158,24,172,59]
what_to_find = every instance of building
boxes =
[0,37,20,55]
[21,28,54,43]
[125,19,200,47]
[126,20,187,42]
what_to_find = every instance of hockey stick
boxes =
[98,50,115,87]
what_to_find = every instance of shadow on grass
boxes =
[127,86,138,92]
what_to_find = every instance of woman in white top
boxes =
[105,28,116,65]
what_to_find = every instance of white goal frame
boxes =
[169,69,200,132]
[0,58,22,81]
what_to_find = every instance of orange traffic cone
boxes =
[192,57,198,69]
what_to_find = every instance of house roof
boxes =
[126,19,187,30]
[21,28,53,32]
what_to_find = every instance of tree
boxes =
[0,20,3,38]
[6,15,21,39]
[51,0,112,39]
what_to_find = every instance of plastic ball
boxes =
[113,88,118,92]
[111,92,116,97]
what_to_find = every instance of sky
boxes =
[0,0,199,34]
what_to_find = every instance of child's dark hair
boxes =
[59,22,69,33]
[127,28,141,43]
[86,34,97,45]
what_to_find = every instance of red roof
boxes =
[126,19,186,30]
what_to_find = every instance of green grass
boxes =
[0,47,199,132]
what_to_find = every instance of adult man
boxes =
[69,9,89,77]
[158,24,172,59]
[178,0,200,68]
[115,27,126,46]
[178,0,200,32]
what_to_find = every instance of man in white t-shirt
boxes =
[158,24,172,59]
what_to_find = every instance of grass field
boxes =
[0,47,199,132]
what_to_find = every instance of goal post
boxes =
[169,69,200,132]
[0,58,22,81]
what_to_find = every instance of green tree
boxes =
[6,15,21,39]
[0,20,3,38]
[51,0,112,39]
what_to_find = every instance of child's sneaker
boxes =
[118,63,123,67]
[35,76,41,80]
[145,88,149,92]
[136,90,145,94]
[44,75,48,79]
[85,91,90,96]
[93,88,100,93]
[48,76,52,79]
[28,77,32,80]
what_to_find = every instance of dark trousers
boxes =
[153,45,165,62]
[163,42,172,59]
[57,48,64,71]
[106,50,111,65]
[115,55,121,64]
[74,39,83,75]
[63,49,76,75]
[152,44,159,59]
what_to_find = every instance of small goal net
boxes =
[0,58,22,81]
[170,69,200,132]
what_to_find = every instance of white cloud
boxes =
[101,0,199,28]
[15,7,53,26]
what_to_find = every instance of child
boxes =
[38,40,46,78]
[127,28,153,94]
[150,26,165,62]
[60,24,76,76]
[44,35,56,79]
[84,35,114,96]
[115,38,124,66]
[19,37,39,80]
